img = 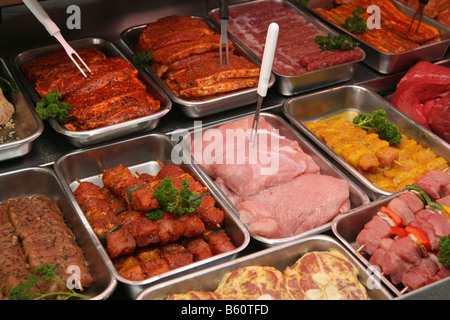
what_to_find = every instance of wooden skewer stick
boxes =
[400,286,410,294]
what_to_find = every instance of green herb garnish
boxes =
[314,34,359,51]
[132,51,153,68]
[352,109,402,145]
[341,7,367,34]
[35,90,71,124]
[145,209,164,221]
[9,264,91,300]
[147,177,207,219]
[438,236,450,268]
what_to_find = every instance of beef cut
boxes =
[211,1,363,76]
[391,61,450,143]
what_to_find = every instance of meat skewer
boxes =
[73,162,235,281]
[355,171,450,291]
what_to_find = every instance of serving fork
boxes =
[407,0,429,34]
[22,0,92,77]
[250,23,279,144]
[219,0,229,66]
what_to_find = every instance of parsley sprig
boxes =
[353,110,402,145]
[146,177,207,220]
[332,7,367,34]
[314,34,359,51]
[35,90,71,124]
[9,264,90,300]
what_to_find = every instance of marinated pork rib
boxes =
[23,48,161,131]
[138,15,260,100]
[21,47,106,84]
[315,0,441,53]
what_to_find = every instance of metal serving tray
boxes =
[393,1,450,34]
[209,0,366,96]
[120,16,275,118]
[136,234,393,300]
[13,37,171,147]
[184,112,370,246]
[283,85,450,200]
[0,167,117,300]
[54,133,250,298]
[0,58,43,161]
[304,0,450,74]
[332,192,450,298]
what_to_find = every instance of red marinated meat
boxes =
[160,243,194,270]
[118,210,160,247]
[391,61,450,143]
[183,238,213,261]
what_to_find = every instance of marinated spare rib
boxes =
[23,48,161,131]
[138,15,260,100]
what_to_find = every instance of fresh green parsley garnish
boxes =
[132,51,153,68]
[333,7,367,34]
[146,177,207,219]
[314,34,359,51]
[35,90,71,124]
[9,264,90,300]
[353,109,402,145]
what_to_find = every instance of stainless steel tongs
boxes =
[407,0,429,34]
[22,0,92,77]
[250,23,279,144]
[219,0,229,66]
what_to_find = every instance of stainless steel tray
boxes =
[0,58,43,161]
[120,16,275,118]
[184,112,370,246]
[136,234,393,300]
[54,133,250,298]
[0,167,117,300]
[209,0,366,96]
[13,37,172,147]
[283,85,450,200]
[304,0,450,74]
[393,0,450,34]
[332,192,450,298]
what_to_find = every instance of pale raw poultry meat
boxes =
[191,115,351,239]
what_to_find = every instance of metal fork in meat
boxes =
[407,0,429,34]
[219,0,229,66]
[250,23,279,144]
[22,0,92,77]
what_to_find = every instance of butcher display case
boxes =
[0,0,449,302]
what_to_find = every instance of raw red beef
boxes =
[211,2,363,76]
[391,61,450,143]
